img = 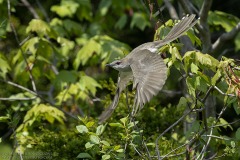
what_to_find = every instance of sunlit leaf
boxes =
[76,125,88,134]
[102,154,110,160]
[186,77,196,97]
[109,123,124,128]
[78,72,102,96]
[211,69,222,86]
[98,0,112,16]
[51,1,79,18]
[85,142,94,149]
[96,125,105,135]
[208,11,239,32]
[26,19,57,38]
[74,38,101,68]
[101,140,110,146]
[90,135,100,144]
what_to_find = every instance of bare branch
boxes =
[7,0,37,93]
[36,0,50,22]
[1,80,37,96]
[199,0,212,52]
[199,0,212,24]
[155,109,192,159]
[163,0,179,19]
[212,22,240,53]
[213,86,235,97]
[20,0,39,19]
[0,97,36,101]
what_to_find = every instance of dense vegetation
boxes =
[0,0,240,159]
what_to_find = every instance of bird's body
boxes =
[99,14,198,123]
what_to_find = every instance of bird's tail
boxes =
[154,14,198,48]
[98,88,121,124]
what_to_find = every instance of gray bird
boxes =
[99,14,198,123]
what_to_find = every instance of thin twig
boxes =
[7,0,37,93]
[20,0,39,19]
[163,0,179,19]
[36,0,50,22]
[155,109,192,160]
[1,80,37,96]
[213,86,235,97]
[0,97,36,100]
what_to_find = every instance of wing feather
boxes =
[130,49,167,115]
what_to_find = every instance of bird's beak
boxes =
[106,63,111,67]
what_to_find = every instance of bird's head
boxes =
[106,59,131,72]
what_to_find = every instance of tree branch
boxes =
[20,0,39,19]
[211,22,240,53]
[199,0,212,53]
[155,109,192,160]
[163,0,179,19]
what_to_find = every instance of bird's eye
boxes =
[116,61,121,65]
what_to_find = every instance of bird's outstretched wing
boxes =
[98,71,133,123]
[130,49,167,115]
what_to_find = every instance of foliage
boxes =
[0,0,240,159]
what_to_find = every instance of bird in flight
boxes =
[99,14,198,123]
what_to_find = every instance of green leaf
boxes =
[120,117,128,126]
[74,38,101,68]
[85,142,94,149]
[96,125,105,136]
[115,14,127,29]
[186,29,202,46]
[100,140,110,147]
[26,19,56,38]
[99,0,112,16]
[102,154,110,160]
[77,152,92,159]
[208,11,239,32]
[177,97,188,108]
[219,118,233,130]
[51,1,79,18]
[169,46,182,62]
[211,69,222,86]
[86,121,95,128]
[183,51,219,71]
[236,128,240,140]
[90,135,100,144]
[109,123,124,128]
[231,141,236,148]
[186,77,196,97]
[63,19,82,35]
[234,32,240,51]
[0,116,10,122]
[76,125,89,134]
[76,0,92,21]
[55,70,78,84]
[130,12,150,31]
[190,63,199,74]
[17,104,66,132]
[0,54,11,79]
[78,73,102,96]
[116,149,124,153]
